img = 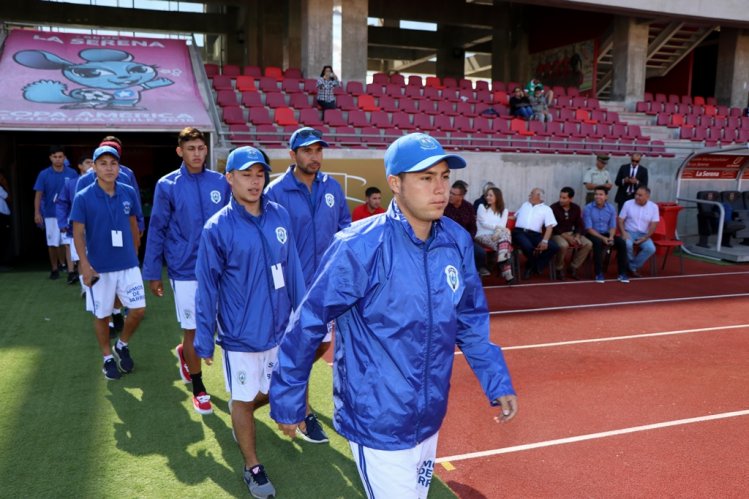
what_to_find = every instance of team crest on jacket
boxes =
[325,193,335,208]
[445,265,459,292]
[122,200,131,215]
[275,227,287,244]
[210,190,222,204]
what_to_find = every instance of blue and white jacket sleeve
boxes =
[55,178,72,232]
[337,187,352,231]
[270,235,367,424]
[455,235,516,404]
[141,180,171,281]
[194,226,223,359]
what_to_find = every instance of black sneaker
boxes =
[66,271,79,285]
[102,358,121,380]
[296,413,329,443]
[112,312,125,332]
[49,270,60,280]
[113,344,134,373]
[243,464,276,499]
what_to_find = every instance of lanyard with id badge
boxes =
[106,189,125,248]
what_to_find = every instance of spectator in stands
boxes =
[614,152,648,213]
[550,187,591,281]
[0,170,11,270]
[473,181,496,211]
[584,186,629,283]
[525,79,554,104]
[475,186,514,282]
[352,186,385,221]
[444,180,489,276]
[143,127,231,416]
[509,87,533,120]
[529,85,553,122]
[583,154,613,204]
[513,187,559,279]
[33,145,78,280]
[270,132,517,499]
[316,65,340,114]
[264,126,351,444]
[618,186,659,278]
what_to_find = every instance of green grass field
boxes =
[0,267,456,498]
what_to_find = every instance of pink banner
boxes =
[0,29,212,129]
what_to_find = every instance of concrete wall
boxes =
[557,0,749,25]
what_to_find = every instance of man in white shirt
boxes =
[618,186,659,277]
[512,187,558,279]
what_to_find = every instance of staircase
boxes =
[596,22,717,100]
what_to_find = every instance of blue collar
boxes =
[387,199,438,246]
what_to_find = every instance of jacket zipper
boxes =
[417,240,434,443]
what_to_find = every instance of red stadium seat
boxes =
[347,110,368,127]
[336,94,357,111]
[346,81,364,96]
[390,73,406,86]
[216,89,238,107]
[298,108,324,127]
[284,68,303,79]
[265,92,287,109]
[369,111,391,128]
[413,114,434,131]
[248,107,273,125]
[222,106,245,125]
[204,63,219,77]
[265,66,283,80]
[323,109,347,127]
[223,64,241,77]
[392,112,416,130]
[454,115,472,132]
[372,72,389,84]
[386,84,404,98]
[366,83,385,97]
[236,76,256,92]
[358,94,380,112]
[425,76,442,89]
[281,78,302,94]
[443,77,458,88]
[255,124,283,147]
[241,91,263,108]
[212,75,232,91]
[437,100,457,116]
[274,107,298,127]
[243,66,262,77]
[434,115,455,131]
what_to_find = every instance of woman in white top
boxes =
[475,187,513,282]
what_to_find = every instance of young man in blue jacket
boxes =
[195,146,305,499]
[264,126,351,443]
[270,133,518,498]
[142,127,230,415]
[71,145,146,381]
[56,154,93,285]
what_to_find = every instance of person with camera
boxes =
[316,65,341,114]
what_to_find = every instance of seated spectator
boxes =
[617,186,659,278]
[352,186,385,221]
[512,187,558,279]
[475,187,513,282]
[444,181,489,276]
[550,187,591,281]
[584,186,629,283]
[509,87,533,120]
[525,79,554,104]
[316,65,341,113]
[473,181,496,212]
[529,85,553,122]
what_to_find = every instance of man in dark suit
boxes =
[614,153,648,212]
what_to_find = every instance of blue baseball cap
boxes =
[289,127,329,151]
[225,146,271,172]
[93,145,120,162]
[384,133,466,177]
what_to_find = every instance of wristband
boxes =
[541,239,548,243]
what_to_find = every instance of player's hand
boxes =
[82,266,98,287]
[204,357,213,366]
[149,279,164,297]
[34,213,43,225]
[277,422,299,439]
[493,395,518,423]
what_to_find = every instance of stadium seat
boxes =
[236,76,256,92]
[281,78,302,94]
[566,87,579,97]
[359,126,386,147]
[473,116,493,133]
[475,90,492,104]
[243,66,262,77]
[651,216,683,275]
[257,77,278,93]
[493,118,511,134]
[228,123,251,144]
[386,84,404,98]
[399,98,419,114]
[302,79,318,94]
[347,109,368,127]
[390,73,405,86]
[216,89,238,107]
[626,125,642,138]
[425,76,442,89]
[298,108,324,127]
[643,92,654,102]
[437,101,457,116]
[511,118,533,135]
[392,112,416,130]
[679,126,694,140]
[222,106,245,125]
[241,91,263,108]
[333,126,362,148]
[248,107,273,125]
[323,109,347,127]
[369,111,391,128]
[407,75,423,87]
[255,124,283,147]
[434,115,455,132]
[420,100,438,115]
[265,66,283,80]
[454,115,472,132]
[447,131,470,150]
[413,114,435,131]
[692,126,708,142]
[635,101,650,113]
[376,95,397,113]
[346,81,364,96]
[265,92,287,109]
[366,83,385,97]
[274,107,298,127]
[372,73,389,84]
[212,75,233,91]
[204,63,220,77]
[475,81,489,92]
[458,89,475,102]
[223,64,241,77]
[443,77,458,89]
[358,94,380,112]
[655,93,667,103]
[284,68,303,79]
[492,81,506,92]
[336,94,357,111]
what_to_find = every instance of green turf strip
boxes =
[0,267,455,498]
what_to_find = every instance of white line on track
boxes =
[436,409,749,464]
[484,270,749,290]
[489,292,749,315]
[454,323,749,355]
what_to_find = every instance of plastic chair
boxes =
[274,107,298,127]
[651,203,684,275]
[236,76,256,92]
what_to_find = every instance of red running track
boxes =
[436,268,749,498]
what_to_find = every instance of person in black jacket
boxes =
[614,153,648,212]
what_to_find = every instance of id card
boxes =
[111,230,123,247]
[271,263,285,290]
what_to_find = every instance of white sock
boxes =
[116,339,128,349]
[103,354,114,362]
[112,308,121,315]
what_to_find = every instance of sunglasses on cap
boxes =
[296,128,323,140]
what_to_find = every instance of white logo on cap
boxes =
[122,201,131,215]
[445,265,459,292]
[276,227,287,244]
[418,135,439,150]
[210,190,221,204]
[325,193,335,208]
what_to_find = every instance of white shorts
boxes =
[70,239,80,261]
[44,217,64,247]
[350,432,439,499]
[170,279,197,330]
[86,266,146,319]
[222,347,279,402]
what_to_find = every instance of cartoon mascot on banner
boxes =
[13,48,174,109]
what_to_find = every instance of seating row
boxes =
[638,101,744,118]
[656,113,749,129]
[204,63,301,80]
[643,92,717,106]
[678,125,749,143]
